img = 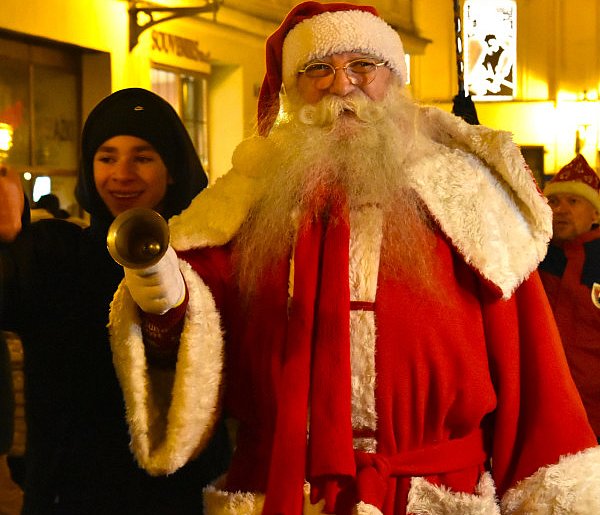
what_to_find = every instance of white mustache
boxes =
[297,94,386,127]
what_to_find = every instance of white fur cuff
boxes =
[109,259,224,475]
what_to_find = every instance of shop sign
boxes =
[151,30,210,64]
[464,0,517,100]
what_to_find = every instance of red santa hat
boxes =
[544,153,600,213]
[258,1,407,134]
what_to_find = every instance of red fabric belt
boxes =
[354,429,487,510]
[350,301,375,311]
[353,428,376,439]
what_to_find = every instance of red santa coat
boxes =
[109,106,600,514]
[176,228,594,515]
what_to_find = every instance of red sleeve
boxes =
[140,288,189,367]
[138,245,234,368]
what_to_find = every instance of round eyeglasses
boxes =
[298,58,386,90]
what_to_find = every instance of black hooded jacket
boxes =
[0,89,229,515]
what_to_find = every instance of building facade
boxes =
[0,0,599,215]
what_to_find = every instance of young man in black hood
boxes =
[0,88,230,514]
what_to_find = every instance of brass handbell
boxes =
[107,208,169,269]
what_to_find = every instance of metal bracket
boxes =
[129,1,223,51]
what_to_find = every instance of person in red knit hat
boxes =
[108,2,600,514]
[539,153,600,442]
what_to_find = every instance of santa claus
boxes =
[108,2,600,514]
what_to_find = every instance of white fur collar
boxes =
[408,107,552,298]
[169,106,551,299]
[169,137,272,250]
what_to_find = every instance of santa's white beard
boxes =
[235,85,436,293]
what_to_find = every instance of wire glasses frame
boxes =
[298,58,386,90]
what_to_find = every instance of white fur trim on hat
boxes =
[282,9,407,91]
[544,181,600,214]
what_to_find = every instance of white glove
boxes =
[124,246,186,315]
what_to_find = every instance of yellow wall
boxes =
[142,12,273,180]
[413,0,600,175]
[2,0,600,178]
[0,0,273,181]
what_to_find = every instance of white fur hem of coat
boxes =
[500,446,600,514]
[108,259,224,475]
[407,472,500,514]
[202,480,345,515]
[203,474,500,515]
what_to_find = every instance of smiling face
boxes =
[547,192,599,242]
[93,135,171,217]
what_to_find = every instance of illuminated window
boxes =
[0,34,80,212]
[463,0,517,101]
[151,66,209,171]
[0,35,80,169]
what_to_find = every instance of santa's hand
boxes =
[124,246,185,315]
